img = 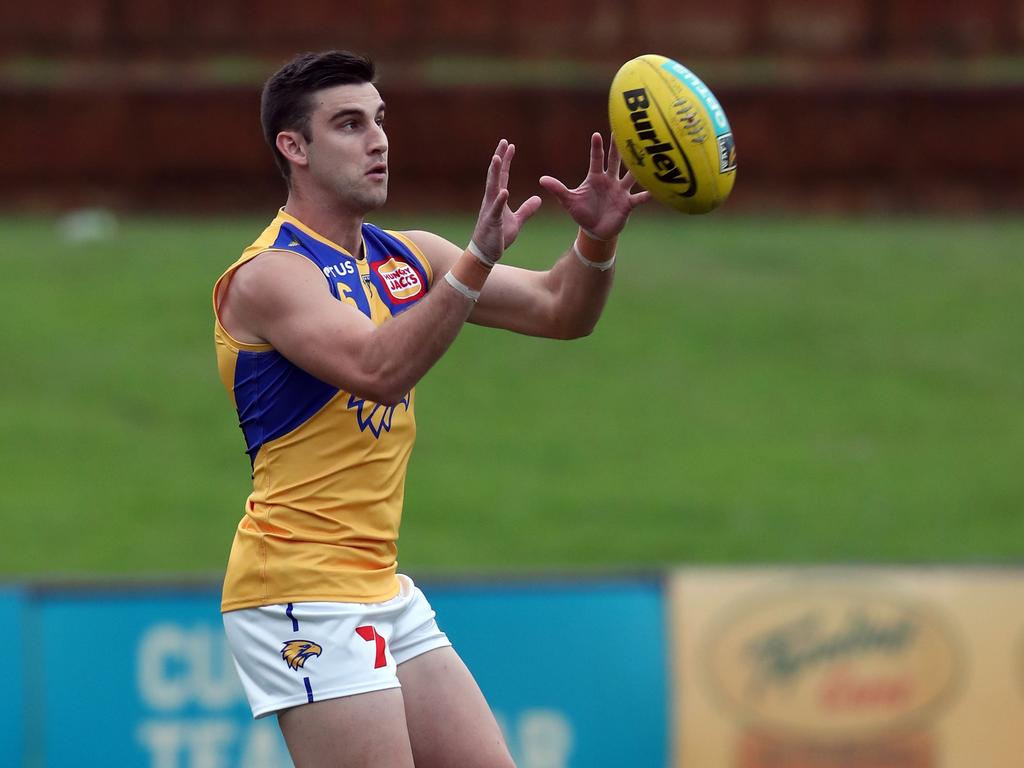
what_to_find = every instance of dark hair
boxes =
[260,51,376,181]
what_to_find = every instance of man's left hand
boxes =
[539,133,652,241]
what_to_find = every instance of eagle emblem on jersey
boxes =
[347,393,410,438]
[281,640,323,671]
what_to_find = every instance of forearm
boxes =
[543,228,618,339]
[354,249,489,404]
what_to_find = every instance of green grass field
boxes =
[2,211,1023,578]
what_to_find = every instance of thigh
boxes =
[278,688,415,768]
[397,647,515,768]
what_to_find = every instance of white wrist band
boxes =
[573,239,616,271]
[468,240,498,268]
[580,226,612,242]
[444,270,481,302]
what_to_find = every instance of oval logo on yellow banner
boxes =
[703,585,961,739]
[375,257,424,303]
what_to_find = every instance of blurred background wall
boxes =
[2,0,1024,214]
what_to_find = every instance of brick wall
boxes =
[4,0,1024,59]
[2,1,1023,212]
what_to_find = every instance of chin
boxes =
[346,180,387,211]
[362,188,388,212]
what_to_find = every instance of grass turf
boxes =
[2,211,1022,578]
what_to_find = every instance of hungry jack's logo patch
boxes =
[373,256,424,304]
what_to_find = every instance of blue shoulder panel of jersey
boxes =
[234,349,338,465]
[274,223,371,319]
[362,224,430,316]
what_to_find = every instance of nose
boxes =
[368,121,388,155]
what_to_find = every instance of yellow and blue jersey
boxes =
[213,210,432,611]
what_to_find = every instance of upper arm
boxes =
[220,249,379,391]
[401,230,563,337]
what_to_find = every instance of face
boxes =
[282,82,389,213]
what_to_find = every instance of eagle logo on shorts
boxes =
[281,640,323,670]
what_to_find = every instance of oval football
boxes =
[609,54,737,214]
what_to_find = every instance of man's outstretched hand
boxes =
[540,132,651,241]
[472,139,543,261]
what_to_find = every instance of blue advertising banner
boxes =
[427,579,668,767]
[13,576,667,768]
[0,588,26,768]
[35,589,282,767]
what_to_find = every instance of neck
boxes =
[282,186,365,257]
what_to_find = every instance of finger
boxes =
[488,188,510,220]
[588,132,604,175]
[607,133,621,176]
[504,195,542,244]
[499,142,515,191]
[482,152,502,204]
[629,189,653,208]
[539,175,570,198]
[512,194,543,224]
[486,151,502,179]
[538,175,575,209]
[621,167,638,190]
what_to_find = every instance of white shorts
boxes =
[223,574,451,718]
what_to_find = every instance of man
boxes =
[213,50,649,768]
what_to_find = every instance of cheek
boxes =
[310,142,358,175]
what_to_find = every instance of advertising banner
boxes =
[428,579,668,767]
[669,567,1024,768]
[14,576,667,768]
[0,588,26,767]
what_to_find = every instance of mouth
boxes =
[366,163,388,180]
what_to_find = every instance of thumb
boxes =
[513,195,543,225]
[539,175,570,201]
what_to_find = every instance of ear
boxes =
[276,130,309,170]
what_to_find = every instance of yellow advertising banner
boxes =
[669,567,1024,768]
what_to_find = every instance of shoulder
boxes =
[216,249,325,345]
[234,247,323,281]
[226,249,327,307]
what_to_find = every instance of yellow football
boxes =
[609,54,737,214]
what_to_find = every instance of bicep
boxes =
[229,251,376,388]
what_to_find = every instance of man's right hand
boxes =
[470,139,542,265]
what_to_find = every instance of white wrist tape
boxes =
[579,226,612,242]
[444,270,481,302]
[573,239,616,271]
[468,240,498,268]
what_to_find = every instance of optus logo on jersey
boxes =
[281,640,323,671]
[323,260,356,280]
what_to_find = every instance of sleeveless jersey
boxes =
[213,209,432,611]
